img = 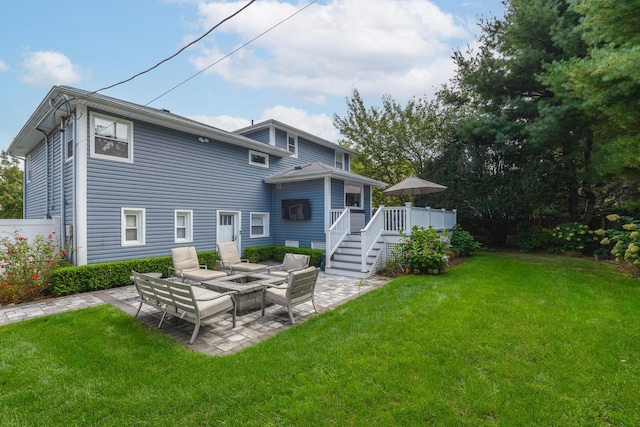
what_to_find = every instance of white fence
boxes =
[0,217,62,242]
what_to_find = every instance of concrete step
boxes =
[329,259,373,270]
[324,266,369,279]
[333,253,377,264]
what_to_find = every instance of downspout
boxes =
[59,120,66,245]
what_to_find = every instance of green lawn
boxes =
[1,252,639,426]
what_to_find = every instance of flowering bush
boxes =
[0,232,69,305]
[398,226,451,275]
[597,215,640,271]
[548,222,600,254]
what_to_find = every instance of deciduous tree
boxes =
[0,150,23,219]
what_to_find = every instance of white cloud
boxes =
[0,60,9,72]
[20,51,83,86]
[189,0,472,103]
[189,114,251,131]
[190,106,338,142]
[260,106,338,142]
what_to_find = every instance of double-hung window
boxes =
[287,134,298,157]
[91,113,133,162]
[335,152,344,169]
[121,208,145,246]
[250,212,269,238]
[175,210,193,243]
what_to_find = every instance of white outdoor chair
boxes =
[216,242,268,274]
[261,266,319,324]
[267,253,310,278]
[170,246,227,283]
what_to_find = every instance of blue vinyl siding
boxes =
[364,185,371,221]
[49,131,63,218]
[331,179,344,209]
[25,141,47,218]
[271,179,325,248]
[85,112,279,263]
[242,128,270,145]
[24,131,64,220]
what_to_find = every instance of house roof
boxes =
[264,162,387,187]
[234,119,358,156]
[8,86,293,158]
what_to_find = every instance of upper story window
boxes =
[175,210,193,243]
[91,113,133,163]
[335,152,344,169]
[121,208,145,246]
[249,150,269,167]
[287,134,298,157]
[64,120,74,160]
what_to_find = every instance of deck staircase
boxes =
[325,232,384,279]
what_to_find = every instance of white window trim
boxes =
[250,212,270,238]
[287,133,298,158]
[90,112,134,163]
[64,120,74,162]
[174,210,193,243]
[121,208,145,246]
[25,154,31,183]
[249,150,269,167]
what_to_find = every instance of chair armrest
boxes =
[194,290,238,301]
[168,266,176,277]
[267,264,284,273]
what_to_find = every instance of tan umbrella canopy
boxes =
[383,175,447,196]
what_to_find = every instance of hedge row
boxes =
[50,251,219,296]
[49,246,325,297]
[243,246,325,267]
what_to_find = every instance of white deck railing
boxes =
[382,204,457,233]
[327,204,457,274]
[325,208,351,268]
[360,206,385,272]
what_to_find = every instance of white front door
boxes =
[217,211,241,252]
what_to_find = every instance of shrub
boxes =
[0,232,69,305]
[378,243,408,277]
[548,222,600,254]
[450,225,481,256]
[398,226,451,275]
[517,227,553,252]
[243,246,324,267]
[50,251,219,296]
[596,214,640,271]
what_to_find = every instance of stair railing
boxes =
[360,206,385,273]
[325,208,350,268]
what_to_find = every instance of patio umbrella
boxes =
[383,175,447,196]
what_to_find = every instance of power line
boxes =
[144,0,318,107]
[91,0,257,95]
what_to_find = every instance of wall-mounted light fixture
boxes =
[198,137,209,143]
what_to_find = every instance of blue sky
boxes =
[0,0,505,152]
